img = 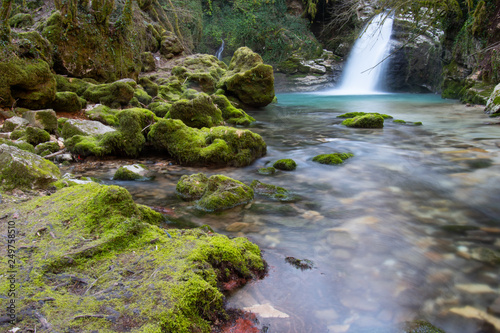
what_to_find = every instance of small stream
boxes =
[64,93,500,333]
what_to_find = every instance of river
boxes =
[66,92,500,333]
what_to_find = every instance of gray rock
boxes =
[2,116,29,132]
[23,109,58,133]
[485,83,500,115]
[0,144,61,190]
[61,119,116,139]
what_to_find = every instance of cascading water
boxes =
[215,39,225,60]
[332,12,394,95]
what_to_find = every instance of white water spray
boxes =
[327,12,394,95]
[216,39,225,60]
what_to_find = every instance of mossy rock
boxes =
[84,105,119,126]
[211,94,255,126]
[250,180,296,201]
[50,91,83,112]
[312,153,353,165]
[2,116,29,132]
[218,47,275,107]
[8,13,34,28]
[160,31,184,58]
[337,112,393,119]
[35,141,61,156]
[113,164,151,181]
[273,158,297,171]
[16,31,54,66]
[196,175,254,212]
[158,80,186,102]
[169,93,224,128]
[0,144,60,190]
[82,80,135,108]
[54,75,92,96]
[25,126,51,146]
[138,76,159,97]
[133,86,153,106]
[61,119,116,139]
[0,58,56,109]
[10,128,26,140]
[23,109,58,133]
[257,166,277,175]
[342,114,384,128]
[64,135,111,157]
[176,173,209,200]
[0,138,35,153]
[148,101,172,118]
[140,52,156,72]
[485,82,500,115]
[148,119,267,167]
[0,182,266,331]
[171,54,227,93]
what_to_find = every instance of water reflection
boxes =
[66,94,500,333]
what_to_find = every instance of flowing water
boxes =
[66,93,500,333]
[216,39,225,61]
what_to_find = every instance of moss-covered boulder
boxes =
[35,141,61,156]
[169,93,224,128]
[148,101,172,118]
[132,86,153,106]
[61,119,117,139]
[0,138,35,153]
[82,80,135,108]
[211,94,255,126]
[160,31,184,58]
[342,114,385,128]
[113,164,151,180]
[2,116,29,132]
[23,109,58,133]
[485,83,500,115]
[196,175,254,212]
[312,153,353,165]
[171,54,227,93]
[218,47,275,107]
[140,51,156,72]
[158,79,186,103]
[8,13,34,28]
[176,173,209,200]
[0,144,61,190]
[257,166,277,175]
[250,180,296,201]
[50,91,84,112]
[148,119,267,167]
[0,59,56,109]
[84,105,120,126]
[0,183,265,332]
[55,75,93,96]
[337,112,393,119]
[25,126,51,146]
[16,31,54,66]
[139,76,159,97]
[273,158,297,171]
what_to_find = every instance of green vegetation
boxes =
[312,153,353,165]
[342,114,385,128]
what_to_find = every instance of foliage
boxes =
[198,0,321,64]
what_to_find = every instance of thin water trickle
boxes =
[216,39,225,61]
[66,93,500,333]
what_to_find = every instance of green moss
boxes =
[176,173,209,200]
[393,119,407,124]
[50,91,83,112]
[273,158,297,171]
[134,87,153,106]
[402,320,446,333]
[0,138,35,153]
[84,105,119,126]
[8,13,34,28]
[139,76,159,97]
[35,141,60,156]
[171,54,227,94]
[196,175,254,212]
[148,102,172,118]
[0,183,265,332]
[10,128,26,140]
[337,112,393,119]
[64,135,111,157]
[169,93,224,128]
[250,180,296,201]
[113,166,144,180]
[23,109,58,133]
[82,81,135,108]
[312,153,353,165]
[342,114,384,128]
[158,80,185,102]
[257,166,277,175]
[25,126,51,146]
[148,119,266,167]
[54,75,92,96]
[211,94,255,126]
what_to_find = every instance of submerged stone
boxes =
[250,180,296,201]
[337,111,393,119]
[312,153,353,165]
[196,175,254,212]
[257,166,277,175]
[273,158,297,171]
[0,144,60,190]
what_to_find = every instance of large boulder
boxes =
[195,174,254,212]
[82,80,135,108]
[0,59,56,109]
[485,83,500,115]
[0,183,266,332]
[169,93,224,128]
[0,144,61,190]
[148,119,267,167]
[61,119,116,139]
[171,54,227,93]
[218,47,275,107]
[211,94,255,125]
[23,109,58,133]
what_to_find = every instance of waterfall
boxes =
[216,39,225,60]
[332,12,394,95]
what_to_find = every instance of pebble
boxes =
[225,222,249,232]
[488,297,500,316]
[449,306,500,330]
[455,283,498,294]
[243,303,289,318]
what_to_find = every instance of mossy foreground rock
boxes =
[0,183,265,332]
[196,175,254,212]
[0,144,60,190]
[169,93,224,128]
[176,173,209,200]
[149,119,266,167]
[218,47,275,107]
[171,54,227,93]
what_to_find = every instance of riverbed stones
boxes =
[250,180,295,201]
[0,144,61,190]
[489,297,500,316]
[61,119,116,139]
[470,247,500,265]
